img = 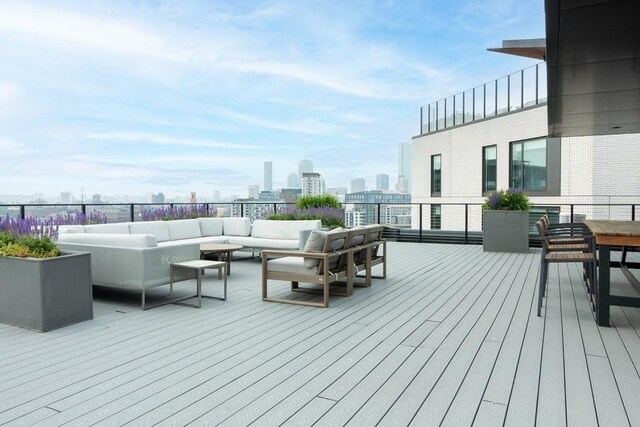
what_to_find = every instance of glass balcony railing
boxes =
[420,62,547,134]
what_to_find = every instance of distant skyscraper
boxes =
[264,161,273,192]
[351,178,366,193]
[298,159,313,179]
[398,142,412,193]
[248,185,260,199]
[376,174,389,190]
[287,172,299,188]
[190,192,197,204]
[151,192,165,203]
[302,172,325,196]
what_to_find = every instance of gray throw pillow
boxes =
[303,229,327,268]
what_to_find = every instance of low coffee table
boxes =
[200,244,243,275]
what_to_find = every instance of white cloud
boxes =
[84,132,259,150]
[0,2,187,62]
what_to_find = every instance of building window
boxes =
[431,204,441,230]
[431,154,441,196]
[510,138,547,191]
[482,145,497,193]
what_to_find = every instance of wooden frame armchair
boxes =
[352,225,387,287]
[261,229,353,308]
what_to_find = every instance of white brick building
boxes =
[412,101,640,231]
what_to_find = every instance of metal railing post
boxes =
[20,205,25,219]
[570,204,574,222]
[82,204,87,216]
[419,204,423,243]
[377,204,381,225]
[129,204,134,222]
[465,204,469,244]
[633,204,636,221]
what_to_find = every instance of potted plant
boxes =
[0,216,93,332]
[482,188,531,253]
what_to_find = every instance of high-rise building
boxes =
[301,172,325,196]
[190,192,197,204]
[151,192,165,203]
[298,159,313,179]
[287,172,299,188]
[351,178,366,193]
[264,161,273,192]
[248,185,260,199]
[376,174,389,190]
[281,188,302,203]
[398,142,412,193]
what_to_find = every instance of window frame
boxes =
[430,204,441,230]
[509,137,549,194]
[431,154,442,197]
[482,145,497,195]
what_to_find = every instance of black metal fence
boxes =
[1,201,638,246]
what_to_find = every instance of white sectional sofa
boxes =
[56,218,321,309]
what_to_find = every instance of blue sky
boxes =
[0,0,545,201]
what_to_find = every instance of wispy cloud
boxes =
[84,132,260,150]
[0,2,187,62]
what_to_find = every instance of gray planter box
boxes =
[0,251,93,332]
[483,210,530,253]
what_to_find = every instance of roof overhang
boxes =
[487,38,546,60]
[545,0,640,137]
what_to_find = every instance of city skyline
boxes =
[0,1,544,198]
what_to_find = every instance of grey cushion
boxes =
[303,229,327,268]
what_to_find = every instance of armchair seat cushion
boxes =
[267,256,317,275]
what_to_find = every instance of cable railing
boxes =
[2,201,638,246]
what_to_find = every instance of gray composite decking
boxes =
[1,242,640,426]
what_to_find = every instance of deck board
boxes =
[1,242,640,426]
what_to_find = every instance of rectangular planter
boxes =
[0,251,93,332]
[483,210,530,253]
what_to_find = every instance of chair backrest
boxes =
[318,229,351,273]
[536,219,549,251]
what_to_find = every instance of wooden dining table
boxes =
[584,220,640,326]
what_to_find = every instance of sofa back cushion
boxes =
[128,221,170,242]
[223,217,252,237]
[198,218,224,236]
[57,233,158,248]
[85,223,131,234]
[58,225,86,234]
[166,219,202,241]
[251,219,321,240]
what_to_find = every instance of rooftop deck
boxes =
[1,242,640,426]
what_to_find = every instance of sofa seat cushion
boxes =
[85,223,131,234]
[226,236,299,250]
[166,219,202,240]
[57,233,158,248]
[129,221,170,242]
[223,217,252,236]
[268,256,317,275]
[251,219,322,240]
[198,218,224,236]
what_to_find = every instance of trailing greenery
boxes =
[483,188,530,211]
[295,194,341,209]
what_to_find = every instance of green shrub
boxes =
[296,194,341,209]
[483,188,530,211]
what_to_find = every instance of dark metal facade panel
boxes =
[545,0,640,137]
